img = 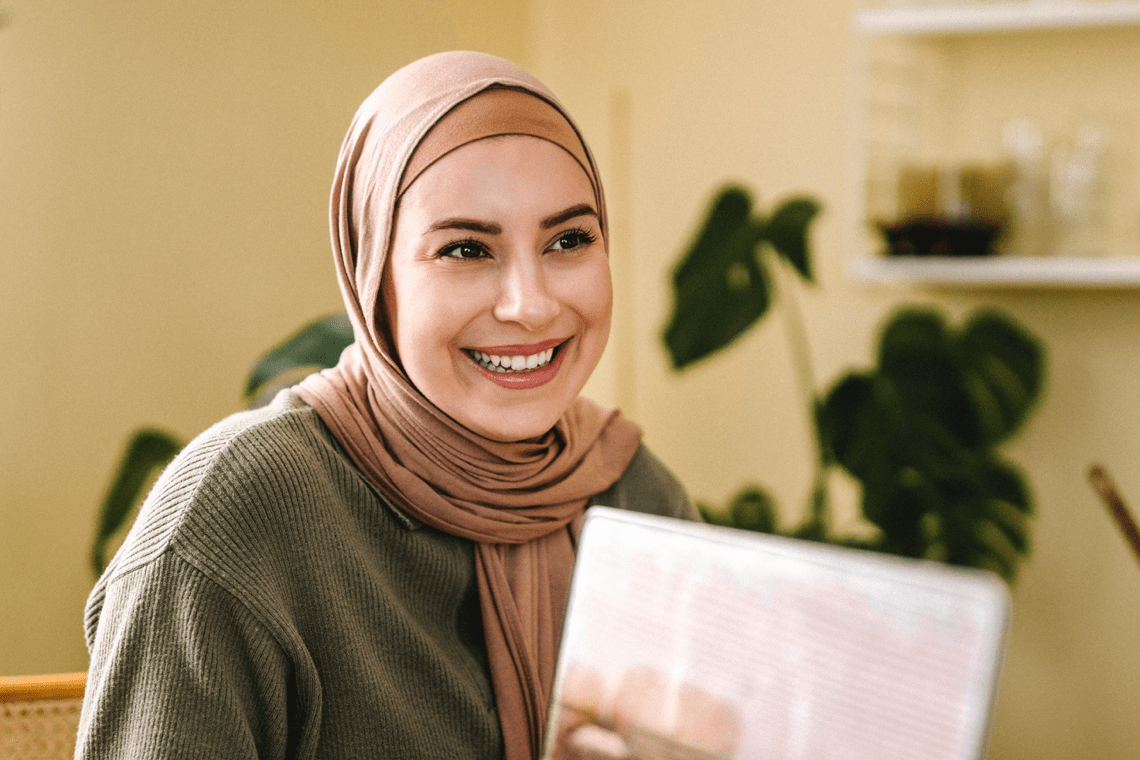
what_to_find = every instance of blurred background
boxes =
[2,1,1139,757]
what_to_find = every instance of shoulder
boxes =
[80,549,300,760]
[102,390,378,583]
[589,444,698,521]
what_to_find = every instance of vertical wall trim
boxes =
[607,87,637,418]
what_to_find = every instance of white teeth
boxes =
[469,346,557,373]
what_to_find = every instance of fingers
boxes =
[550,665,741,760]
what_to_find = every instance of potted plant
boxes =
[662,185,1045,581]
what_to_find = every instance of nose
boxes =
[493,253,560,330]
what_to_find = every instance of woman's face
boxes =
[383,135,611,442]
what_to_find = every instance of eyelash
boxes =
[435,227,598,260]
[551,227,598,251]
[437,239,489,260]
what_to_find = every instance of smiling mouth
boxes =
[465,342,564,373]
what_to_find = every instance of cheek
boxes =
[387,272,467,373]
[567,258,613,336]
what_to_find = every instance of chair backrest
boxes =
[0,673,87,760]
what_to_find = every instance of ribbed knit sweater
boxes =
[76,390,695,759]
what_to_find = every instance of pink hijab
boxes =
[295,51,642,759]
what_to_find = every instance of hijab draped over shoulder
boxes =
[295,51,642,759]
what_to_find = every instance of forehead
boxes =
[397,135,596,222]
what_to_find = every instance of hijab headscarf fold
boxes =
[295,51,642,759]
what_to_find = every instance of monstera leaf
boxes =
[957,310,1046,447]
[245,313,354,404]
[765,197,818,282]
[874,308,1044,450]
[819,307,1044,580]
[92,428,184,575]
[698,484,780,534]
[662,187,819,369]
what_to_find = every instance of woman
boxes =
[77,51,695,760]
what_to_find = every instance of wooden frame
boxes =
[0,673,87,703]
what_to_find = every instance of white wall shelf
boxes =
[856,1,1140,37]
[850,256,1140,288]
[850,2,1140,290]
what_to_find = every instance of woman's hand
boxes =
[550,665,741,760]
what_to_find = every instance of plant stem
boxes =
[770,253,831,534]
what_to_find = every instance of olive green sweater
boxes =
[77,391,694,759]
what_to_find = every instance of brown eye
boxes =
[550,230,596,251]
[440,241,489,260]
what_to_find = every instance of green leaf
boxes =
[969,516,1022,582]
[697,500,733,527]
[876,309,979,444]
[726,484,779,533]
[92,428,184,576]
[863,474,932,557]
[875,307,1046,450]
[897,452,1030,581]
[670,187,755,288]
[958,309,1046,446]
[820,373,906,486]
[974,456,1033,555]
[823,305,1042,580]
[877,309,953,380]
[764,196,820,282]
[977,454,1033,515]
[663,187,771,368]
[981,497,1032,556]
[244,313,354,402]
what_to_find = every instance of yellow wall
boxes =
[0,0,530,673]
[531,1,1140,758]
[3,0,1139,757]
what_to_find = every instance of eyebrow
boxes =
[425,203,599,236]
[427,218,502,235]
[541,203,598,229]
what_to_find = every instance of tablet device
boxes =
[543,507,1010,760]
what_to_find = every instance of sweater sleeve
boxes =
[77,551,296,760]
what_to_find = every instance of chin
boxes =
[475,422,558,443]
[466,407,566,443]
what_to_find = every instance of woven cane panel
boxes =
[0,698,82,760]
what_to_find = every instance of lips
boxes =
[467,346,556,373]
[464,339,568,389]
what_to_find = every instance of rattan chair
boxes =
[0,673,86,760]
